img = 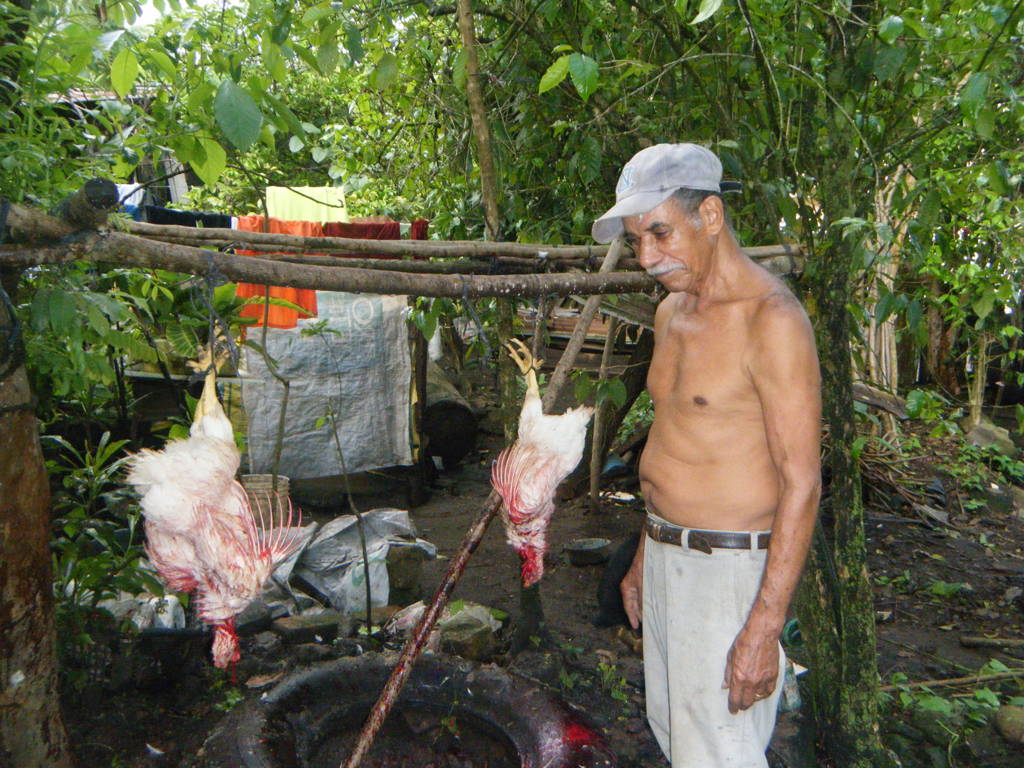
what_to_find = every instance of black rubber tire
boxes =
[197,652,616,768]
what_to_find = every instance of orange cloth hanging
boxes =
[235,215,320,329]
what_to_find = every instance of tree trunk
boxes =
[456,0,500,241]
[797,237,893,768]
[967,330,993,428]
[0,277,74,768]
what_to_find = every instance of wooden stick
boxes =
[341,492,502,768]
[960,636,1024,649]
[879,669,1024,692]
[542,239,626,410]
[590,316,620,513]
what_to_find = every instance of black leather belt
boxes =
[645,518,771,554]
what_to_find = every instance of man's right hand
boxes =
[619,534,645,629]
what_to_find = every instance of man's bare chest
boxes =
[648,314,757,412]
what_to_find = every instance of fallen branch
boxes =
[960,636,1024,650]
[879,669,1024,692]
[340,499,502,768]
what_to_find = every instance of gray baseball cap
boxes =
[591,143,724,243]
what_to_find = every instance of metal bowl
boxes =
[565,537,612,566]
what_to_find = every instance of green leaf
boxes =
[960,73,990,117]
[691,0,723,25]
[345,24,363,63]
[539,55,570,94]
[875,289,897,325]
[311,146,330,163]
[568,53,599,102]
[974,687,1000,707]
[214,79,263,151]
[369,53,398,90]
[972,291,995,322]
[110,48,139,98]
[552,44,574,54]
[673,0,689,16]
[905,389,926,419]
[301,4,334,26]
[165,323,198,358]
[915,694,955,714]
[191,137,226,186]
[47,290,76,334]
[288,135,304,153]
[104,329,157,362]
[145,47,177,81]
[575,136,602,184]
[878,16,904,45]
[872,45,906,82]
[316,42,339,75]
[974,107,995,139]
[452,48,468,92]
[262,39,287,83]
[606,378,627,409]
[262,91,306,137]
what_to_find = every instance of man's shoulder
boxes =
[748,283,814,344]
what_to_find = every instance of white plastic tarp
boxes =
[242,292,412,479]
[290,508,436,615]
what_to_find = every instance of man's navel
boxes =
[693,395,708,406]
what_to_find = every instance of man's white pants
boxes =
[643,514,784,767]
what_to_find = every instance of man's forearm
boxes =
[745,480,821,635]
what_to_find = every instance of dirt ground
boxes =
[61,420,1024,768]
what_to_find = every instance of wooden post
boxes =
[589,317,620,513]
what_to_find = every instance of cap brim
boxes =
[591,189,676,243]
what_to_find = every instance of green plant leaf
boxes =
[568,53,599,101]
[959,73,990,117]
[316,42,339,75]
[872,45,906,82]
[214,79,263,151]
[878,16,904,45]
[369,53,398,90]
[974,107,995,139]
[345,24,363,63]
[574,136,602,184]
[262,39,287,83]
[539,55,570,94]
[691,0,723,25]
[145,47,177,81]
[301,4,334,26]
[972,291,995,322]
[192,137,227,186]
[452,48,468,92]
[111,48,139,98]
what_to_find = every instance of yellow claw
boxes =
[503,338,539,376]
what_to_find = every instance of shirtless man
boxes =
[591,144,821,767]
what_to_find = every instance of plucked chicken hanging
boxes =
[491,340,594,586]
[126,369,302,668]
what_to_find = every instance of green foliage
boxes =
[572,370,627,410]
[45,431,163,682]
[886,659,1012,732]
[904,389,962,437]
